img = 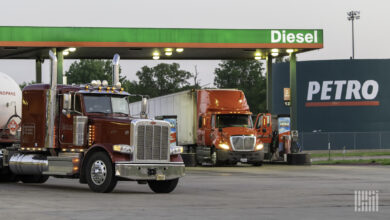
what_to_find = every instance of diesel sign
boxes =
[271,30,319,44]
[305,80,380,107]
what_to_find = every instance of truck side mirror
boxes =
[63,93,72,111]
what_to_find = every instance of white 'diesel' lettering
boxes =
[321,81,333,100]
[305,33,313,43]
[334,80,347,100]
[346,80,361,100]
[307,81,320,101]
[271,30,281,43]
[287,33,295,43]
[361,80,379,100]
[271,30,318,43]
[296,33,304,43]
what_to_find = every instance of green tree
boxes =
[275,56,290,63]
[66,60,120,85]
[214,60,266,114]
[19,80,36,89]
[135,63,193,97]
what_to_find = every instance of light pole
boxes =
[347,11,360,59]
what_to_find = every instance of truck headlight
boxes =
[170,146,184,155]
[113,144,135,154]
[218,143,230,150]
[255,143,264,151]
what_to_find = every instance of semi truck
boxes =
[130,89,265,166]
[254,113,291,159]
[0,52,185,193]
[254,113,310,164]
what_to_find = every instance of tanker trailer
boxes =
[0,72,22,182]
[0,72,22,146]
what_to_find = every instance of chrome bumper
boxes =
[115,162,185,181]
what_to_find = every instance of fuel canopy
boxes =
[0,26,324,131]
[0,26,322,59]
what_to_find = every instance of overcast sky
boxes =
[0,0,389,85]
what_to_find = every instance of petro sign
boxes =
[306,80,380,107]
[271,59,390,133]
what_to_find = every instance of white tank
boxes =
[0,72,22,129]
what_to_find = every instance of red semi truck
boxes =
[254,113,293,159]
[130,89,265,166]
[0,52,185,193]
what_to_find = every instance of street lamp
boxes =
[347,10,360,59]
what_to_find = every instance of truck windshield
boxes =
[84,95,129,115]
[216,114,253,128]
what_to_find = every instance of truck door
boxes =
[255,113,272,144]
[203,115,213,146]
[196,114,205,145]
[59,93,82,148]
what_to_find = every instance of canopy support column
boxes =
[289,52,298,139]
[266,55,273,113]
[56,49,63,84]
[35,58,42,83]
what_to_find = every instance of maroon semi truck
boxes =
[0,52,185,193]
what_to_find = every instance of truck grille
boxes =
[136,124,169,161]
[230,136,256,151]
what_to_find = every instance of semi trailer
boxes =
[0,52,185,193]
[130,89,265,166]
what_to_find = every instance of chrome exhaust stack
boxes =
[45,50,57,149]
[112,53,120,87]
[140,97,148,119]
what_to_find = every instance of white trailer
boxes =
[130,90,197,146]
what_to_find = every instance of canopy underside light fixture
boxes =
[151,48,185,59]
[152,51,160,60]
[165,48,173,56]
[286,49,294,53]
[63,47,77,56]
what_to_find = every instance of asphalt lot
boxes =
[0,165,389,220]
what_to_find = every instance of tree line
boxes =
[21,59,268,114]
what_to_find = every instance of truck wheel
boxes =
[148,178,179,193]
[287,153,311,165]
[0,172,19,182]
[252,162,263,166]
[86,152,117,193]
[181,153,197,167]
[19,175,49,183]
[211,148,222,166]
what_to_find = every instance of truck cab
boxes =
[254,113,273,154]
[2,82,185,193]
[196,90,264,165]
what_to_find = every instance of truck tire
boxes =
[86,152,117,193]
[287,153,311,165]
[181,153,197,167]
[19,175,49,184]
[148,178,179,193]
[252,162,263,166]
[211,148,223,166]
[0,172,18,182]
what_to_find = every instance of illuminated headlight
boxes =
[218,143,230,150]
[170,146,184,155]
[113,144,134,154]
[255,143,264,151]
